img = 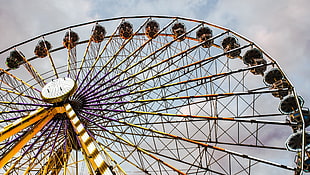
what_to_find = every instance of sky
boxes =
[0,0,309,104]
[0,0,309,173]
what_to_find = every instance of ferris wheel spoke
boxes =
[3,120,57,174]
[85,89,294,152]
[0,68,40,93]
[75,40,147,97]
[23,120,61,174]
[82,113,267,174]
[56,142,73,174]
[75,19,126,91]
[80,109,294,173]
[99,126,286,151]
[81,41,253,102]
[0,16,302,174]
[94,132,220,174]
[99,112,284,127]
[0,108,38,115]
[13,49,46,87]
[83,62,273,105]
[75,24,104,82]
[0,87,42,104]
[0,107,57,142]
[84,89,287,109]
[75,19,150,94]
[38,120,64,174]
[0,112,63,172]
[80,108,289,150]
[76,22,203,98]
[38,37,60,79]
[78,113,187,175]
[82,106,289,126]
[75,40,99,82]
[0,101,50,107]
[75,25,98,78]
[0,130,31,162]
[67,46,78,79]
[0,107,63,169]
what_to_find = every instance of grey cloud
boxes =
[0,0,94,50]
[206,0,310,105]
[0,0,309,173]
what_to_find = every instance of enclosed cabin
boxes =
[289,108,310,132]
[91,24,106,43]
[63,31,79,49]
[285,131,310,152]
[286,132,310,173]
[196,27,213,48]
[279,95,304,114]
[242,48,267,75]
[221,36,241,59]
[171,22,186,41]
[6,50,25,69]
[264,68,291,99]
[119,21,133,39]
[34,40,52,58]
[145,20,160,39]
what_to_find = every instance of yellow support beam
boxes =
[0,107,64,142]
[64,103,115,175]
[0,106,65,169]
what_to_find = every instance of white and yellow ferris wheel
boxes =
[0,16,308,175]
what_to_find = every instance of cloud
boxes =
[206,0,310,104]
[0,0,309,174]
[0,0,94,50]
[90,0,212,19]
[87,0,310,104]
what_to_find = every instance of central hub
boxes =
[41,77,77,104]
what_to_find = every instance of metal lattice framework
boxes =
[0,16,306,174]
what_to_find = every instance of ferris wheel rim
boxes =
[0,15,305,174]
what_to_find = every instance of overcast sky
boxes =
[0,0,309,173]
[0,0,309,104]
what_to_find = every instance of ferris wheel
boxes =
[0,16,308,175]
